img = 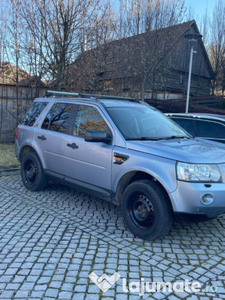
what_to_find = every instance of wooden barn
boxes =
[65,20,214,100]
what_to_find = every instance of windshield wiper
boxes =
[126,137,161,141]
[158,135,190,140]
[126,136,190,141]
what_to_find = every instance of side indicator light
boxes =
[113,153,129,165]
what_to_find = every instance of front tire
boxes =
[121,180,174,240]
[21,152,47,191]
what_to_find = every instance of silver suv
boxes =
[15,91,225,240]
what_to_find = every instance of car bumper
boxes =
[170,181,225,219]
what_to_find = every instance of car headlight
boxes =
[177,162,222,182]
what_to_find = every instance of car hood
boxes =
[126,138,225,164]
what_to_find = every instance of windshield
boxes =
[106,104,190,140]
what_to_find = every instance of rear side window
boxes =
[196,120,225,139]
[42,103,74,134]
[22,102,47,126]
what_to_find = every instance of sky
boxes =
[114,0,217,21]
[185,0,215,20]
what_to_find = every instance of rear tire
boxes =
[121,180,174,240]
[21,152,47,191]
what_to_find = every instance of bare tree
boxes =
[117,0,186,38]
[207,0,225,95]
[84,1,116,49]
[0,0,28,124]
[13,0,110,90]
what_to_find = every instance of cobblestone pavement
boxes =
[0,175,224,300]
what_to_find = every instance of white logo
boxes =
[89,272,217,296]
[89,272,121,292]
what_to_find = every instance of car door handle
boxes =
[37,135,46,141]
[67,143,79,149]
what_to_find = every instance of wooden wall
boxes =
[0,84,48,142]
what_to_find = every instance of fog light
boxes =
[201,194,214,205]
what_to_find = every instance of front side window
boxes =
[73,105,108,138]
[22,102,47,126]
[42,103,74,134]
[171,118,195,136]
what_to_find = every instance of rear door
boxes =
[35,102,76,176]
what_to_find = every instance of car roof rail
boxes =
[45,90,137,102]
[80,93,137,102]
[45,90,80,97]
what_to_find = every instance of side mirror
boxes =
[85,130,111,143]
